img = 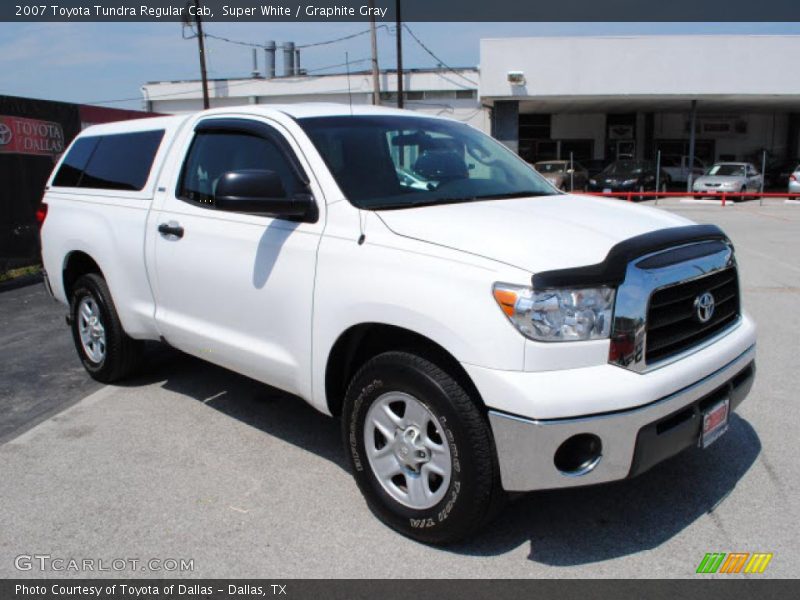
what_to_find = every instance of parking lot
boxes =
[0,198,798,578]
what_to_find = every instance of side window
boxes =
[81,131,164,191]
[52,130,164,191]
[53,137,99,187]
[178,130,299,207]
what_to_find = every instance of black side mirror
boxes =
[214,169,314,220]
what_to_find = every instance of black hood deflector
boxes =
[532,224,730,289]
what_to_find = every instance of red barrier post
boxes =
[722,192,726,207]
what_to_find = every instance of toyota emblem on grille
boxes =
[694,292,716,324]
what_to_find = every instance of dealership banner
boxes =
[0,116,66,158]
[3,0,799,22]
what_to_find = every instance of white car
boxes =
[661,155,706,185]
[789,165,800,194]
[693,162,763,199]
[39,105,756,544]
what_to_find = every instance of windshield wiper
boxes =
[366,190,552,210]
[474,190,551,200]
[367,197,477,210]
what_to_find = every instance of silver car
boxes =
[533,160,588,191]
[789,165,800,194]
[692,162,763,199]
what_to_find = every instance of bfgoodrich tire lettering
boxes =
[69,273,143,383]
[343,351,503,544]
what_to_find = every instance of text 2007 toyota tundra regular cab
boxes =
[39,105,756,543]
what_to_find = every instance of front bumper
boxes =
[483,344,756,492]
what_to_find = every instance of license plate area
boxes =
[700,397,730,448]
[603,188,612,193]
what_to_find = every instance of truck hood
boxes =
[376,194,692,274]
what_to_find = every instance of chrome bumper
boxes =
[488,344,756,492]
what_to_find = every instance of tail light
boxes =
[790,174,797,182]
[35,202,48,229]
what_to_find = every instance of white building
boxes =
[141,67,486,131]
[142,35,800,172]
[479,35,800,169]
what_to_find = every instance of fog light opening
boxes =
[554,433,602,476]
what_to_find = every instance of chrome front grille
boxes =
[645,267,740,364]
[610,239,739,373]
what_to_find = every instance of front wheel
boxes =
[69,273,143,383]
[343,351,503,545]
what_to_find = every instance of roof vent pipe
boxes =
[264,41,276,79]
[283,41,295,77]
[251,48,260,78]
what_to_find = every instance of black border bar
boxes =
[3,579,798,600]
[3,0,800,22]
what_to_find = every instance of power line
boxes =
[202,26,389,50]
[402,24,479,87]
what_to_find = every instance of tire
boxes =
[740,186,747,202]
[69,273,143,383]
[343,351,503,545]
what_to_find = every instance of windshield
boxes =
[298,115,556,209]
[535,162,566,174]
[601,160,652,176]
[708,164,745,176]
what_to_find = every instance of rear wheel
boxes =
[343,351,503,544]
[69,273,143,382]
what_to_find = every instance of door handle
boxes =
[158,221,184,239]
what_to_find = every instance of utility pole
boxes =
[686,99,697,193]
[368,0,381,106]
[194,0,210,109]
[395,0,403,109]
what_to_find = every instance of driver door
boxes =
[148,117,323,398]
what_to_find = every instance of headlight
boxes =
[493,283,615,342]
[589,178,597,185]
[622,178,638,186]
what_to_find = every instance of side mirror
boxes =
[214,169,314,219]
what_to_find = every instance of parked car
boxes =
[587,159,670,197]
[583,159,608,179]
[661,155,706,185]
[692,162,763,200]
[765,158,800,190]
[533,160,588,191]
[789,165,800,194]
[40,105,756,544]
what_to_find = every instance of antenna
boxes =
[345,51,353,115]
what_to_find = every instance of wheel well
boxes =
[63,252,102,299]
[324,323,484,417]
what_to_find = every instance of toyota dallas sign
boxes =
[0,115,65,157]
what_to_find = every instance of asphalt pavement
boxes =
[0,199,798,578]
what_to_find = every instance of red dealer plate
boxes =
[700,397,730,448]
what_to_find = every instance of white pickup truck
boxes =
[39,104,756,544]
